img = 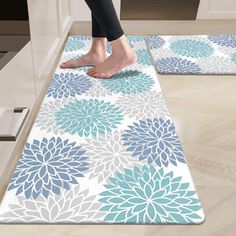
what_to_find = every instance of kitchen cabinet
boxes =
[197,0,236,19]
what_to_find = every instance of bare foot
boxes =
[60,51,108,69]
[87,49,137,78]
[60,37,107,69]
[87,35,137,79]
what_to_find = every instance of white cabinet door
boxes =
[197,0,236,19]
[27,0,60,95]
[27,0,72,97]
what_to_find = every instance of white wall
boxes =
[58,0,71,34]
[70,0,121,21]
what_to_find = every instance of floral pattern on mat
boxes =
[99,165,202,224]
[100,70,155,95]
[1,186,104,223]
[146,34,236,74]
[47,73,92,99]
[0,35,204,224]
[122,118,186,167]
[55,99,124,137]
[8,137,89,199]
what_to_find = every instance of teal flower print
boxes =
[127,35,144,43]
[170,39,214,58]
[55,99,124,137]
[71,35,91,41]
[231,52,236,64]
[100,70,155,95]
[136,49,152,65]
[65,36,85,52]
[99,165,203,224]
[74,65,93,73]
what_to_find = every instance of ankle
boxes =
[112,46,136,60]
[88,49,107,60]
[90,37,106,53]
[111,45,133,57]
[111,36,131,53]
[89,46,107,56]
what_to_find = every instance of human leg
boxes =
[84,0,137,78]
[91,13,106,38]
[84,0,124,42]
[60,13,107,69]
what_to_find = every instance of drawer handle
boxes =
[0,107,30,141]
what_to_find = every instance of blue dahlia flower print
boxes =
[155,57,201,74]
[231,52,236,64]
[127,35,144,43]
[100,70,155,94]
[122,118,186,167]
[8,137,89,199]
[47,73,92,99]
[145,36,165,49]
[55,99,124,137]
[208,34,236,48]
[170,39,214,58]
[65,37,86,52]
[136,49,152,65]
[99,165,203,224]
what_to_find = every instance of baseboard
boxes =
[70,20,236,35]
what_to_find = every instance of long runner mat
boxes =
[0,35,205,224]
[145,34,236,75]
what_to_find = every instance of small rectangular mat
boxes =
[0,35,205,224]
[145,34,236,75]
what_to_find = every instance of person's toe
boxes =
[88,67,96,71]
[89,71,96,77]
[96,72,112,79]
[92,72,101,78]
[60,62,68,68]
[87,69,97,77]
[99,73,108,79]
[60,61,75,68]
[86,71,92,76]
[87,68,94,74]
[105,74,112,79]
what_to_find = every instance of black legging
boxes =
[84,0,124,42]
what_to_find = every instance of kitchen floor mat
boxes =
[0,35,205,224]
[145,34,236,75]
